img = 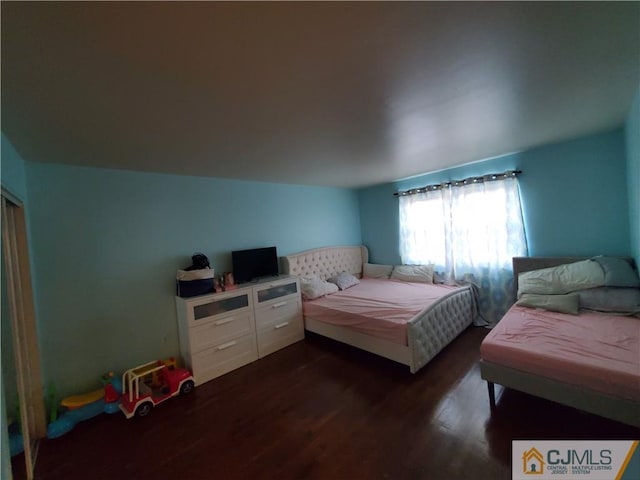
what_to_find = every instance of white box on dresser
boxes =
[176,275,304,386]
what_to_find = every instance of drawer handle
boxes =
[272,301,288,309]
[217,340,237,350]
[274,322,289,329]
[214,317,236,326]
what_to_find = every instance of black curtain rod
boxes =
[393,169,522,197]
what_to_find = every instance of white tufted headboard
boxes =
[283,245,369,280]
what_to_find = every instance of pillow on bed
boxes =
[300,275,339,300]
[327,271,360,290]
[591,256,640,288]
[363,263,393,279]
[517,260,605,297]
[390,264,434,283]
[575,287,640,314]
[516,293,580,315]
[432,271,446,284]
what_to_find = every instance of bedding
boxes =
[481,305,640,401]
[592,256,640,287]
[327,271,360,290]
[363,263,393,279]
[575,287,640,314]
[515,293,580,314]
[517,259,604,296]
[284,246,477,373]
[390,264,434,283]
[480,256,640,427]
[517,256,640,298]
[300,276,339,300]
[304,278,465,345]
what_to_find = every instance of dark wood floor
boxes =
[13,327,639,480]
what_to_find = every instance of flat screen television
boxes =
[231,246,279,284]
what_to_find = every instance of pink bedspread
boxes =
[481,305,640,401]
[303,278,463,345]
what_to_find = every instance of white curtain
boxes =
[399,176,528,324]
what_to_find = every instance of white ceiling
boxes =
[2,2,639,188]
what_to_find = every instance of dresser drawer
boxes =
[256,314,304,358]
[188,291,252,327]
[253,279,300,307]
[255,298,301,329]
[191,334,258,385]
[190,311,255,353]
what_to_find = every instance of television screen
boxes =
[231,246,279,284]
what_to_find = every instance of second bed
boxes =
[480,256,640,427]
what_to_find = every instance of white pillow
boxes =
[390,265,434,283]
[516,293,580,315]
[363,263,393,279]
[517,260,605,297]
[327,272,360,290]
[300,276,339,300]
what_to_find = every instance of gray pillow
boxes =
[591,256,640,288]
[327,271,360,291]
[516,293,580,315]
[575,287,640,313]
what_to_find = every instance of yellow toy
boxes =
[60,389,104,410]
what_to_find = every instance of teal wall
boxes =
[359,129,631,265]
[25,162,361,396]
[625,86,640,268]
[1,133,28,202]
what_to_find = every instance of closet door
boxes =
[2,190,46,480]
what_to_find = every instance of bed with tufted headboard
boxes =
[283,245,368,281]
[283,245,478,373]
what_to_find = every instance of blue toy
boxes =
[8,419,23,456]
[47,373,122,439]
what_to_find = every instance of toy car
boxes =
[119,359,194,419]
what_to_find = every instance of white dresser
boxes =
[176,275,303,385]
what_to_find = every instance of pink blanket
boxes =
[481,305,640,401]
[304,278,462,345]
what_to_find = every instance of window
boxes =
[398,173,528,323]
[399,188,447,266]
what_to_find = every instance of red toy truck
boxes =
[119,359,194,419]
